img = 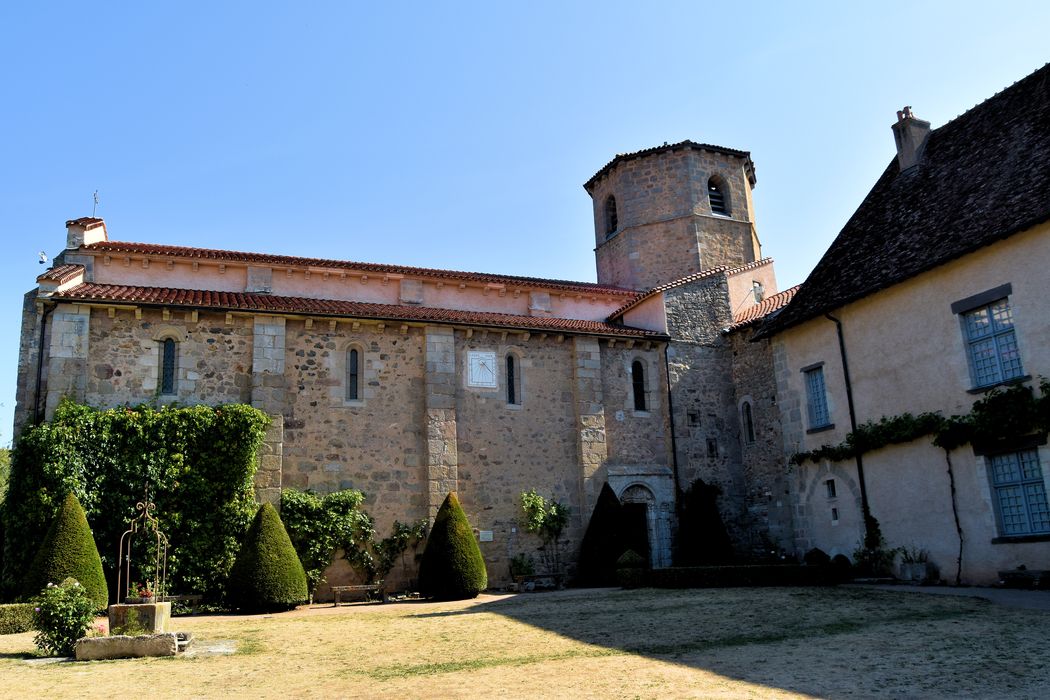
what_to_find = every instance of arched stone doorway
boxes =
[605,465,674,568]
[620,484,655,565]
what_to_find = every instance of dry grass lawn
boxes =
[1,586,1047,698]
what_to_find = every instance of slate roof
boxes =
[51,283,664,338]
[584,139,757,193]
[609,258,774,319]
[761,62,1050,337]
[82,241,639,298]
[725,285,800,332]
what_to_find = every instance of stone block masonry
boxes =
[425,326,458,519]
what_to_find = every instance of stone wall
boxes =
[728,328,794,556]
[662,276,750,553]
[13,290,43,441]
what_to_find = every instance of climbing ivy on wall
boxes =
[790,380,1050,465]
[1,400,269,602]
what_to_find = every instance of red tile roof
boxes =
[66,217,106,230]
[609,259,774,318]
[51,283,665,339]
[83,241,639,298]
[36,264,85,284]
[725,285,800,332]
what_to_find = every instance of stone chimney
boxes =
[65,217,108,250]
[891,106,931,171]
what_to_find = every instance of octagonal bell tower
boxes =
[585,141,761,291]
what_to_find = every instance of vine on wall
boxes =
[790,380,1050,466]
[1,400,270,601]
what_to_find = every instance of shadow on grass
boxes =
[395,586,1035,697]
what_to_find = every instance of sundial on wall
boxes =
[467,350,498,388]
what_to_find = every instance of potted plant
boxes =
[898,548,935,583]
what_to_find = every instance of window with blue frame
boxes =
[962,298,1024,388]
[989,449,1050,536]
[804,365,830,429]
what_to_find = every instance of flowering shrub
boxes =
[32,578,97,656]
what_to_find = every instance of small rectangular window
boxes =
[825,479,837,499]
[803,366,831,428]
[988,450,1049,536]
[706,438,718,458]
[160,338,176,395]
[961,298,1024,388]
[831,507,839,522]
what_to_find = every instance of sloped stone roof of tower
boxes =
[760,62,1050,337]
[583,139,757,193]
[608,258,774,319]
[50,282,665,339]
[82,240,639,298]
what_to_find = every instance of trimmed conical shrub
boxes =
[228,502,308,612]
[576,483,627,587]
[418,492,487,600]
[23,493,108,610]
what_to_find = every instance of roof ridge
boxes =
[84,240,639,296]
[52,282,665,339]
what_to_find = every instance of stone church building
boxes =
[16,141,794,588]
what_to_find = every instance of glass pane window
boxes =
[160,338,176,395]
[963,299,1023,387]
[632,360,647,411]
[804,366,830,428]
[346,348,360,401]
[989,450,1050,536]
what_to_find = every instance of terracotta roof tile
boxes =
[609,259,774,318]
[763,62,1050,336]
[36,263,85,284]
[584,140,756,193]
[65,217,105,230]
[725,285,800,332]
[83,241,639,298]
[51,283,665,339]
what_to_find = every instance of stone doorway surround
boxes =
[607,464,675,568]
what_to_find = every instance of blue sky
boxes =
[1,1,1047,445]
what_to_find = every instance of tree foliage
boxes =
[23,493,108,610]
[280,488,427,594]
[418,493,487,600]
[2,400,269,602]
[228,503,308,612]
[519,489,571,574]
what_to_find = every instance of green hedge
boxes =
[23,493,108,610]
[419,493,487,600]
[0,603,34,635]
[646,565,840,589]
[228,503,308,612]
[2,401,269,602]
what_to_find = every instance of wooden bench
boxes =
[331,583,387,605]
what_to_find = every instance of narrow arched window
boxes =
[346,348,360,401]
[742,401,755,443]
[604,195,618,237]
[160,338,177,395]
[708,178,728,215]
[506,354,521,405]
[631,360,647,411]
